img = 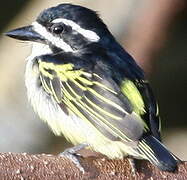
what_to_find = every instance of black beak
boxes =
[5,25,45,42]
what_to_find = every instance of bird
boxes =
[5,3,179,173]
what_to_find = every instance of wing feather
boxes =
[38,57,145,142]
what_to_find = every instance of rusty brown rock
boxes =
[0,152,186,180]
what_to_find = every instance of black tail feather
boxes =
[138,135,178,172]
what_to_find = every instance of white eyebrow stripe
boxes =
[32,21,74,52]
[52,18,100,42]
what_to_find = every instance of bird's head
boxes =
[6,3,112,53]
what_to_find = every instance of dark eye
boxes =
[51,24,65,34]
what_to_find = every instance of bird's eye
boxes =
[51,24,65,35]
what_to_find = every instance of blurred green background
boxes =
[0,0,186,159]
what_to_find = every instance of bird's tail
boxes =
[137,135,179,171]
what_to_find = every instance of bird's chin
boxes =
[28,42,52,61]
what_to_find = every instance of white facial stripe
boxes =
[32,22,74,52]
[52,18,100,42]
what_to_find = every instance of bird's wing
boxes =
[37,54,148,143]
[138,81,161,140]
[106,47,161,140]
[120,79,161,140]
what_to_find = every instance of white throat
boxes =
[27,42,52,61]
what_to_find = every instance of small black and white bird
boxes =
[6,3,179,172]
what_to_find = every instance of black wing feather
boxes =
[37,54,145,142]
